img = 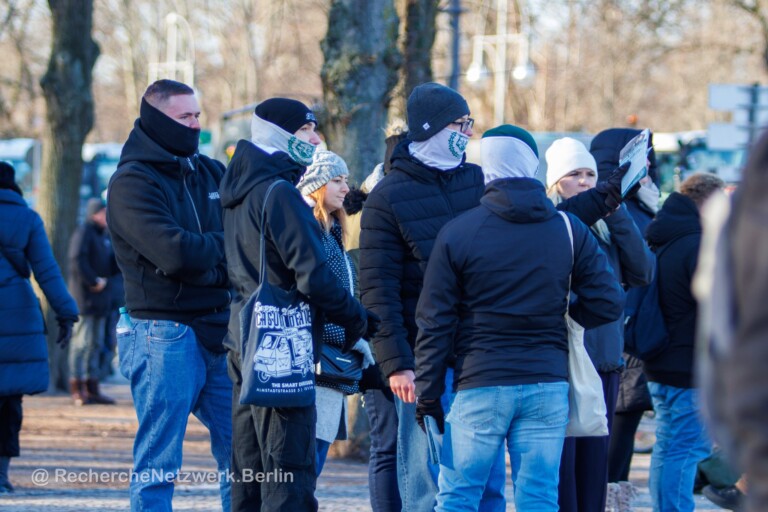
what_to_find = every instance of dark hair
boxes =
[143,79,195,108]
[680,172,724,209]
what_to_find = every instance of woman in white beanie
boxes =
[546,137,654,512]
[297,150,376,478]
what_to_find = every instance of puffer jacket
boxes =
[0,189,78,395]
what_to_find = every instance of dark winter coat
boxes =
[219,140,367,356]
[107,120,231,324]
[67,220,120,316]
[0,189,78,396]
[414,178,625,400]
[581,205,653,372]
[643,192,702,388]
[360,140,615,379]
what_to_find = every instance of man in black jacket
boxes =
[359,82,640,512]
[107,80,233,512]
[67,197,119,406]
[220,98,377,512]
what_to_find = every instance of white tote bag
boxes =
[559,212,609,438]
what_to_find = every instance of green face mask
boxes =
[288,136,317,166]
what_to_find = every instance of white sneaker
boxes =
[617,481,638,511]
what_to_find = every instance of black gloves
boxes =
[595,162,635,210]
[55,316,77,348]
[416,398,445,434]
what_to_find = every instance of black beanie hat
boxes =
[0,161,22,196]
[407,82,470,142]
[254,98,317,134]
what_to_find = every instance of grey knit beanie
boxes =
[407,82,470,142]
[297,150,349,196]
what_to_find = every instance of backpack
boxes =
[623,243,673,360]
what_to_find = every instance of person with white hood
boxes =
[414,125,625,511]
[219,98,378,511]
[546,137,653,512]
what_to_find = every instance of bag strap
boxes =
[257,180,285,287]
[558,211,574,300]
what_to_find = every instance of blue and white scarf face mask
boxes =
[250,113,316,166]
[409,127,469,171]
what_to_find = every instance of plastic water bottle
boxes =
[116,307,132,335]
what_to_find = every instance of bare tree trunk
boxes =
[320,0,401,185]
[403,0,438,97]
[38,0,99,390]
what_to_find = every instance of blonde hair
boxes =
[308,184,348,235]
[548,184,611,245]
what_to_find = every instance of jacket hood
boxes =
[590,128,658,185]
[480,177,557,223]
[645,192,700,248]
[119,119,194,171]
[389,139,468,183]
[219,139,305,209]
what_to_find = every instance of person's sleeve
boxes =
[557,188,611,226]
[26,214,78,319]
[107,169,224,278]
[264,183,367,337]
[359,189,413,378]
[567,214,625,329]
[414,229,460,401]
[604,204,654,287]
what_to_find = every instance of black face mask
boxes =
[139,97,200,157]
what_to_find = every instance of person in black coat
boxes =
[414,126,625,511]
[220,98,376,512]
[644,172,724,512]
[67,197,120,405]
[0,162,78,494]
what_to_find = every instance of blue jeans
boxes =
[69,315,106,379]
[395,368,506,512]
[648,383,711,512]
[436,383,569,512]
[117,318,233,512]
[364,388,401,512]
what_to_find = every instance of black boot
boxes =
[0,456,13,493]
[85,378,115,405]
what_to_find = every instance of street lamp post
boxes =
[466,0,536,125]
[148,13,195,87]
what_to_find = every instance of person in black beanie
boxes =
[0,161,78,494]
[106,80,233,511]
[220,97,378,512]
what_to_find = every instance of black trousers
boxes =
[558,371,620,512]
[227,351,318,512]
[0,395,22,457]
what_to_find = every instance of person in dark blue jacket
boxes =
[414,125,625,511]
[546,137,653,512]
[67,197,120,406]
[0,162,78,494]
[644,173,723,512]
[590,128,660,491]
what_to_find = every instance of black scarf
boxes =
[139,98,200,157]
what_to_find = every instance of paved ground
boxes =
[1,380,722,511]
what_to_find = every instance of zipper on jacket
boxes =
[437,174,456,218]
[183,158,203,234]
